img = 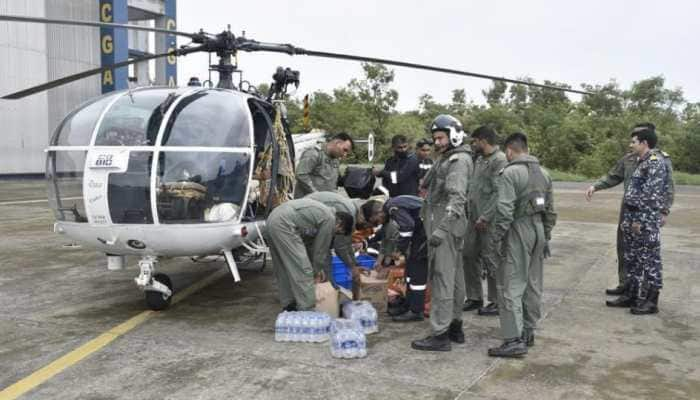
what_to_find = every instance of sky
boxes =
[175,0,700,110]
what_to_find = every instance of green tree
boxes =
[482,80,508,107]
[348,63,399,147]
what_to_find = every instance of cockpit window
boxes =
[47,151,88,222]
[107,152,154,224]
[160,90,252,147]
[94,89,180,146]
[52,94,116,146]
[156,151,250,224]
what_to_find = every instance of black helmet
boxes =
[430,114,465,147]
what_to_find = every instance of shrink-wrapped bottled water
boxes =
[274,311,332,343]
[275,311,288,342]
[330,318,367,358]
[341,301,379,334]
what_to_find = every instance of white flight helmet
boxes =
[430,114,464,147]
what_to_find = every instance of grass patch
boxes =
[547,169,590,182]
[673,171,700,185]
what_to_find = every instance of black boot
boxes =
[462,299,483,312]
[630,287,659,315]
[521,328,535,347]
[392,310,424,322]
[411,332,451,351]
[387,296,408,316]
[448,320,465,344]
[477,302,499,316]
[605,284,626,295]
[488,338,528,358]
[387,304,409,316]
[606,294,635,307]
[605,283,635,307]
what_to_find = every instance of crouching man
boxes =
[361,195,427,322]
[267,198,354,311]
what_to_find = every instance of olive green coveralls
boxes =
[422,145,472,334]
[490,155,556,340]
[267,198,335,310]
[463,149,508,303]
[307,191,361,281]
[294,144,340,198]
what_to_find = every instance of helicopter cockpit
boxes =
[47,86,270,256]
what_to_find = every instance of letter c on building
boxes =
[101,3,113,22]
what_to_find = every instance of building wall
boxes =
[45,0,101,143]
[0,0,50,175]
[0,0,174,175]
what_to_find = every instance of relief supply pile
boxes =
[273,301,379,359]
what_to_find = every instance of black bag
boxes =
[342,167,376,199]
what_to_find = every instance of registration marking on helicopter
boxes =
[0,268,229,400]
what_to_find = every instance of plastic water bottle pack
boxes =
[274,311,332,343]
[330,318,367,359]
[341,300,379,334]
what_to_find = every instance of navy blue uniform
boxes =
[381,195,427,313]
[379,153,421,197]
[418,158,433,180]
[622,151,668,297]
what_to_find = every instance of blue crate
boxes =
[331,254,375,289]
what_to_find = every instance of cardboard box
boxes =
[357,270,388,312]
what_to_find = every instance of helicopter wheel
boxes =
[145,273,173,311]
[259,253,267,272]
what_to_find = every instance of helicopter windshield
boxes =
[160,89,252,147]
[47,151,88,222]
[48,88,255,226]
[94,89,185,146]
[52,94,116,146]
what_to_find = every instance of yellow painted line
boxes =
[0,268,229,400]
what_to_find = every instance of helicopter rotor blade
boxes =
[0,14,202,39]
[241,41,592,96]
[2,46,205,100]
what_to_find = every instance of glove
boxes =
[543,241,551,259]
[474,217,488,233]
[428,230,446,247]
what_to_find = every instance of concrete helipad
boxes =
[1,180,699,399]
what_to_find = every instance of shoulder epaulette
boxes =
[448,153,464,162]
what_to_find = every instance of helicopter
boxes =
[0,14,592,311]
